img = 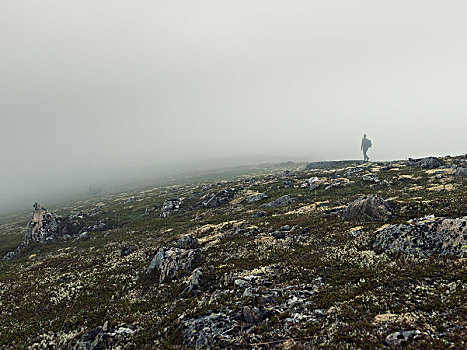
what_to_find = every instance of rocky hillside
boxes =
[0,155,466,349]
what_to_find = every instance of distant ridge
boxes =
[305,160,363,170]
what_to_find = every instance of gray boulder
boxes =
[455,167,467,177]
[374,216,467,257]
[408,156,442,169]
[343,195,393,222]
[385,330,423,346]
[262,195,296,208]
[246,193,268,203]
[146,247,200,283]
[183,268,203,293]
[242,306,267,324]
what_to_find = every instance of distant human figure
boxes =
[361,134,372,162]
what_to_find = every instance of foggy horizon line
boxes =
[1,151,464,218]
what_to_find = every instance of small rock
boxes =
[183,268,203,293]
[252,211,267,218]
[242,306,266,324]
[271,231,286,239]
[77,232,89,241]
[120,246,134,257]
[177,236,199,249]
[234,279,250,288]
[385,330,423,346]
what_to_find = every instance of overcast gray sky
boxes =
[1,0,466,213]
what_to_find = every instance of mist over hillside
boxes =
[2,0,467,216]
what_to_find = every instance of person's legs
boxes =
[363,149,368,162]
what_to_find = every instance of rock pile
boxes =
[300,177,319,189]
[83,220,107,232]
[181,313,236,348]
[75,322,134,350]
[270,225,292,239]
[343,195,394,222]
[23,203,82,243]
[201,189,235,208]
[408,156,442,169]
[160,198,182,218]
[374,216,467,257]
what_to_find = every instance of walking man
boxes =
[361,134,372,162]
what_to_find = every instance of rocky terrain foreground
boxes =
[0,155,466,349]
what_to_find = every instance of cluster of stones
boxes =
[75,321,133,350]
[160,198,182,218]
[3,203,82,261]
[200,189,235,208]
[408,156,442,169]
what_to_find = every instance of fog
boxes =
[1,0,466,214]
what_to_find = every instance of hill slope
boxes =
[0,156,466,349]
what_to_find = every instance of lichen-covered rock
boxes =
[262,195,296,208]
[146,247,200,283]
[3,203,82,260]
[181,313,236,348]
[242,306,267,324]
[374,216,467,257]
[384,330,424,346]
[246,193,268,203]
[455,167,467,177]
[408,156,442,169]
[85,220,107,232]
[183,268,203,293]
[75,323,133,350]
[343,195,393,222]
[160,198,182,217]
[177,235,199,249]
[120,246,134,257]
[24,203,81,243]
